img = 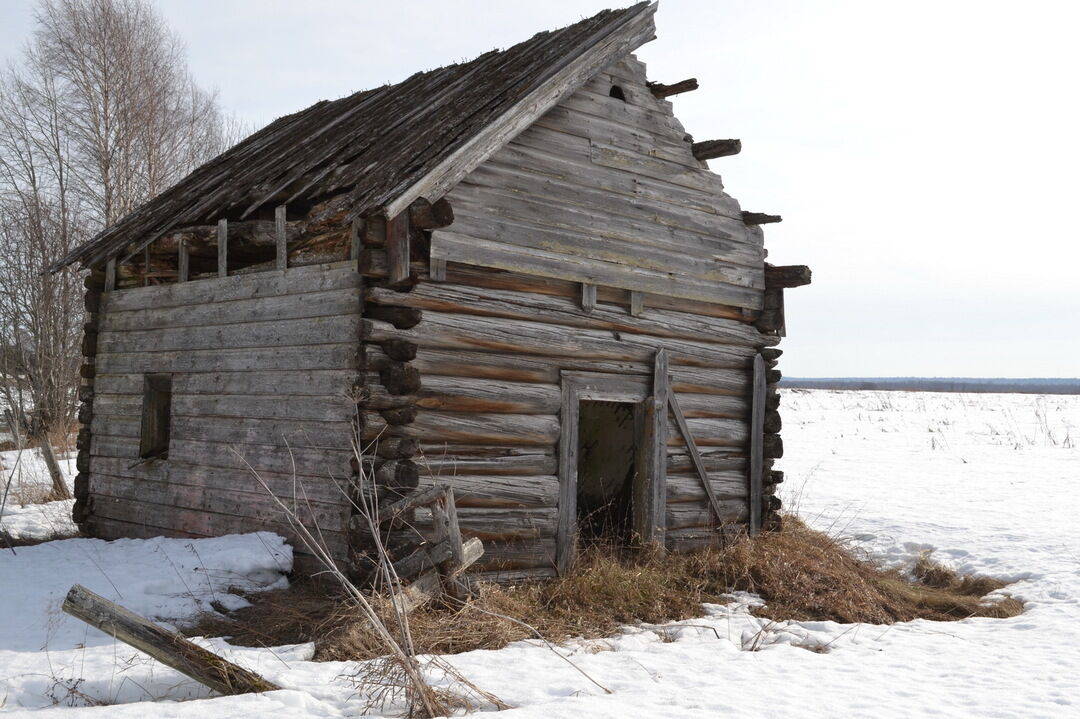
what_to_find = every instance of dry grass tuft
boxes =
[190,516,1022,660]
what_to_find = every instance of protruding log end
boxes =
[742,211,782,225]
[765,264,812,288]
[648,78,699,99]
[408,197,455,230]
[691,138,741,161]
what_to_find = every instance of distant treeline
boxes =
[780,377,1080,395]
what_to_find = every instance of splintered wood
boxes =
[377,486,485,612]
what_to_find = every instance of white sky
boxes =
[2,0,1078,378]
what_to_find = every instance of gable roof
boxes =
[54,2,657,271]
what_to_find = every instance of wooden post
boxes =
[177,239,189,283]
[386,213,410,285]
[580,283,597,313]
[143,246,150,287]
[275,205,287,270]
[104,258,116,291]
[217,219,228,278]
[63,584,279,695]
[646,349,669,545]
[38,439,71,500]
[429,257,447,281]
[349,215,362,262]
[748,354,766,535]
[629,290,644,317]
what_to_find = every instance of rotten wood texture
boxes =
[275,205,288,270]
[385,212,411,285]
[217,219,228,278]
[63,584,279,695]
[691,139,741,160]
[764,264,811,289]
[648,78,698,98]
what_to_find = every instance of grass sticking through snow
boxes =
[190,516,1022,660]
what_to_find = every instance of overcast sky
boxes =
[3,1,1078,378]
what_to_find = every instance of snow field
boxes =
[0,390,1076,717]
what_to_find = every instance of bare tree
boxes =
[0,0,235,441]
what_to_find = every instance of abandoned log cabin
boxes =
[53,2,811,581]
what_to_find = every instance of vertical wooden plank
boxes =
[386,213,410,285]
[143,246,150,287]
[580,283,597,313]
[556,378,579,575]
[349,215,362,261]
[217,219,228,278]
[630,290,644,317]
[104,258,116,291]
[648,349,669,545]
[669,390,725,525]
[275,205,287,270]
[749,353,766,535]
[429,257,447,281]
[177,239,189,283]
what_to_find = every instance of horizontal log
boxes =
[95,343,362,374]
[471,538,556,572]
[416,445,557,476]
[365,375,561,414]
[94,369,360,398]
[364,312,755,369]
[365,281,772,348]
[99,287,363,332]
[648,78,698,98]
[764,264,811,289]
[363,411,560,446]
[102,261,360,312]
[93,392,358,424]
[92,413,354,451]
[741,212,782,226]
[89,495,348,560]
[97,314,362,354]
[691,139,741,160]
[89,455,349,505]
[666,472,748,504]
[92,471,348,531]
[416,474,558,509]
[667,499,748,529]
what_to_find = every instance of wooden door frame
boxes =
[556,370,664,574]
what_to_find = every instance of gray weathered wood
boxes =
[177,239,189,283]
[275,205,288,270]
[63,584,280,695]
[382,2,658,218]
[105,258,117,291]
[648,78,698,98]
[691,139,741,160]
[429,257,447,281]
[580,283,596,313]
[629,290,643,317]
[668,389,725,525]
[749,353,766,535]
[386,212,410,285]
[217,218,228,278]
[38,439,72,500]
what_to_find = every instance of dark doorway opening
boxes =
[576,400,639,543]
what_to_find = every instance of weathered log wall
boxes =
[432,55,765,310]
[82,261,363,570]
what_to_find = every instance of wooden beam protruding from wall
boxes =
[741,211,782,226]
[764,264,811,289]
[648,78,699,99]
[217,218,228,278]
[691,139,741,161]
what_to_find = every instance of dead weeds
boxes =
[189,516,1022,660]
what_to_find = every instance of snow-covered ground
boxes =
[0,390,1077,717]
[1,446,78,541]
